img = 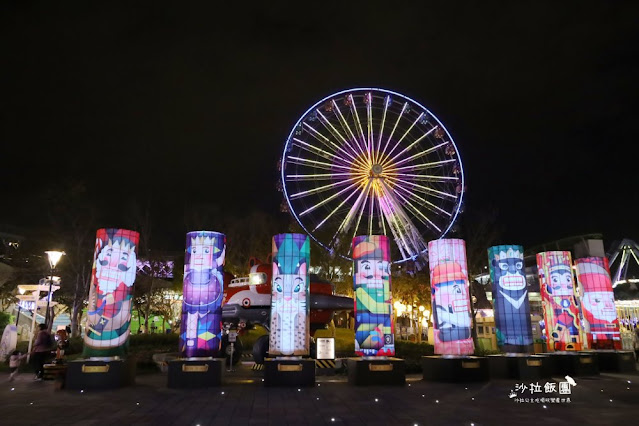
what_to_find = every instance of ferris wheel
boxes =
[279,88,465,265]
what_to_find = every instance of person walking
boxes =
[8,350,28,381]
[31,324,52,380]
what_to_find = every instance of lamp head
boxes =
[45,251,65,269]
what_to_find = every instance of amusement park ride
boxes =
[222,88,466,363]
[279,88,465,268]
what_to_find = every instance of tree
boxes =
[459,205,503,350]
[392,269,431,310]
[126,196,159,334]
[150,286,182,332]
[44,182,99,337]
[392,269,431,342]
[309,238,353,295]
[0,263,17,312]
[129,196,186,333]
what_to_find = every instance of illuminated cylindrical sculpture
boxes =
[487,245,533,352]
[574,257,621,350]
[269,233,310,356]
[428,238,474,355]
[537,251,582,351]
[84,228,139,357]
[352,235,395,357]
[179,231,226,358]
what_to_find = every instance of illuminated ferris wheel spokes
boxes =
[281,88,465,264]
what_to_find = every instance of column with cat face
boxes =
[269,234,310,356]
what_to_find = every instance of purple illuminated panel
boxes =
[179,231,225,358]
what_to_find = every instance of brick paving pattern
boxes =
[1,364,637,425]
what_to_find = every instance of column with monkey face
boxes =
[179,231,226,358]
[488,245,533,352]
[84,229,139,357]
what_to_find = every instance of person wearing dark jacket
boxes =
[31,324,52,380]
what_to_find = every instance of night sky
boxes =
[2,2,638,252]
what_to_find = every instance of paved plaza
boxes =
[1,363,638,426]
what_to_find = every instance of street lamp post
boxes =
[15,304,21,326]
[44,250,65,332]
[15,286,26,326]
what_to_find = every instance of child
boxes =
[9,350,28,381]
[54,329,69,363]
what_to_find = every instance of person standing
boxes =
[31,324,52,380]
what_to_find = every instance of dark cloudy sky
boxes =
[1,2,638,250]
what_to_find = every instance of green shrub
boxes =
[314,328,355,355]
[473,347,502,356]
[395,340,435,358]
[16,340,29,353]
[0,312,10,331]
[395,340,435,373]
[129,332,179,347]
[65,337,84,355]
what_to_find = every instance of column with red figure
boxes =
[574,257,622,350]
[428,239,474,356]
[84,229,139,357]
[537,251,582,351]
